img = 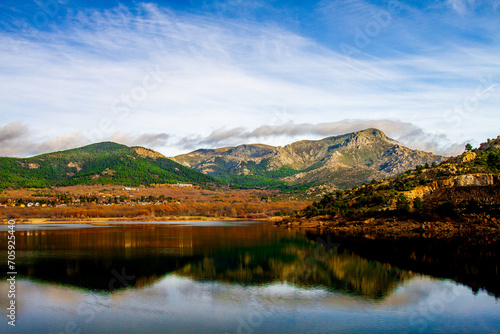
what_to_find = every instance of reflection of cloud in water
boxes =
[107,275,466,310]
[0,275,468,316]
[123,274,495,314]
[379,277,458,310]
[2,275,498,334]
[0,280,103,320]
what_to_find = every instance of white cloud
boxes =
[177,119,466,156]
[446,0,500,14]
[0,122,170,157]
[0,3,499,157]
[447,0,472,14]
[0,119,467,158]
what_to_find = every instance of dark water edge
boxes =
[304,230,500,298]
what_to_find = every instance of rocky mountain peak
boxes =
[343,128,390,147]
[173,128,445,189]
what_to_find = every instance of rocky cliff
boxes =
[172,128,445,189]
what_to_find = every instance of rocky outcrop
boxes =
[449,174,497,187]
[132,147,166,160]
[447,151,477,164]
[67,162,82,172]
[476,135,500,152]
[403,173,498,201]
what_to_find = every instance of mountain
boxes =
[302,134,500,220]
[0,142,215,188]
[172,128,445,189]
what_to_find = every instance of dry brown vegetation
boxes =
[0,184,310,222]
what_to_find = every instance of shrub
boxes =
[487,151,500,171]
[396,193,411,214]
[370,194,388,206]
[413,196,424,212]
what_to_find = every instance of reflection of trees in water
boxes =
[10,254,203,291]
[306,232,500,298]
[3,236,412,299]
[1,225,498,299]
[175,238,413,299]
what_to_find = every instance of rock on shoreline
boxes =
[274,215,500,240]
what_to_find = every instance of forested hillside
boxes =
[0,142,215,188]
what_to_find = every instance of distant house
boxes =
[174,183,193,188]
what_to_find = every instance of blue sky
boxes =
[1,0,499,157]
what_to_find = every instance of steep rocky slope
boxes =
[173,129,445,189]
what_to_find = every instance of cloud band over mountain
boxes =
[1,120,465,158]
[178,119,466,156]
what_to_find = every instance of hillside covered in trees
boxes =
[0,142,216,188]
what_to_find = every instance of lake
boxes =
[1,221,499,333]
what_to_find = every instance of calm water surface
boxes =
[0,221,499,333]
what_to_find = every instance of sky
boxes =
[0,0,499,157]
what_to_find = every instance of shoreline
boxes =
[2,215,499,242]
[0,216,254,225]
[272,215,500,240]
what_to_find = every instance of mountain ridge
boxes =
[0,129,447,190]
[172,128,446,189]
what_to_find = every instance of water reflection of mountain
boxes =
[1,223,498,298]
[305,232,500,298]
[174,241,412,299]
[1,225,411,298]
[10,246,412,299]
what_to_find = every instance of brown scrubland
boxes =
[0,184,310,222]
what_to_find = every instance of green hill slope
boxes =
[0,142,215,188]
